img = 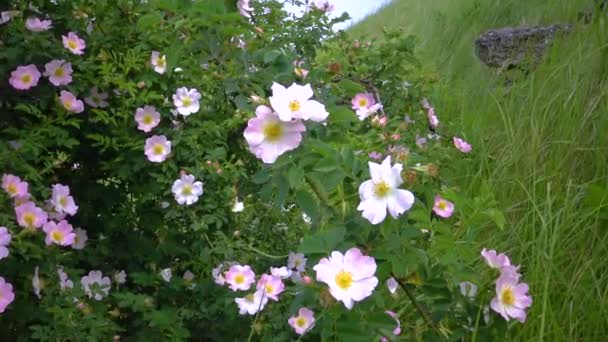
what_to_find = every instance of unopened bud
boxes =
[137,81,146,89]
[302,275,313,285]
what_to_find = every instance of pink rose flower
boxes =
[144,135,171,162]
[453,136,472,153]
[0,277,15,313]
[60,90,85,113]
[135,106,161,132]
[62,32,86,55]
[15,202,48,229]
[43,59,73,86]
[42,220,76,246]
[432,195,454,218]
[9,64,41,90]
[25,17,52,32]
[2,174,29,198]
[288,307,315,335]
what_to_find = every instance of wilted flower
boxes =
[232,198,244,212]
[237,0,253,18]
[171,174,204,205]
[481,248,511,269]
[114,270,127,284]
[9,64,41,90]
[50,184,78,216]
[490,274,532,323]
[60,90,84,113]
[15,202,48,229]
[380,311,401,342]
[459,281,478,298]
[182,270,195,282]
[135,106,161,132]
[43,59,73,86]
[1,11,18,25]
[269,83,329,122]
[288,307,315,335]
[84,87,109,108]
[432,195,454,218]
[25,17,52,31]
[212,263,226,285]
[160,268,172,282]
[453,136,472,153]
[427,107,439,128]
[256,274,285,301]
[244,105,306,164]
[270,266,292,279]
[42,220,76,246]
[81,270,111,300]
[0,227,11,260]
[386,277,398,294]
[0,277,15,313]
[368,151,383,160]
[72,228,88,250]
[62,32,86,55]
[415,134,427,148]
[32,266,42,299]
[357,156,415,224]
[225,265,256,291]
[312,0,335,12]
[351,93,382,120]
[371,115,388,127]
[313,247,379,309]
[173,87,201,116]
[293,60,309,79]
[2,174,28,198]
[144,135,171,162]
[150,51,166,74]
[57,266,74,290]
[235,290,268,315]
[287,252,307,273]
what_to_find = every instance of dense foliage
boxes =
[0,0,530,340]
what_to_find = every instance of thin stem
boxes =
[389,272,441,334]
[246,245,289,259]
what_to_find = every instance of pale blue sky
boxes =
[283,0,392,30]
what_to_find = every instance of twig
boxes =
[246,245,289,259]
[389,272,441,334]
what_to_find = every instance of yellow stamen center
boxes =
[288,100,301,112]
[21,74,32,84]
[24,213,35,227]
[263,122,283,141]
[265,284,274,294]
[92,95,100,104]
[153,144,165,155]
[501,287,515,306]
[181,185,193,196]
[157,57,166,67]
[358,98,368,107]
[7,183,17,195]
[51,230,64,243]
[373,181,391,198]
[438,201,447,210]
[63,100,72,109]
[234,274,245,284]
[68,40,77,49]
[59,196,68,207]
[335,270,354,290]
[54,67,64,77]
[181,97,192,107]
[295,317,307,327]
[245,293,254,302]
[143,114,153,125]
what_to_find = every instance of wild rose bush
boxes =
[0,0,530,340]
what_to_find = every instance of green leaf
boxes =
[298,226,345,254]
[295,189,319,221]
[335,79,366,97]
[263,50,282,64]
[328,105,357,125]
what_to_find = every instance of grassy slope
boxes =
[352,0,608,340]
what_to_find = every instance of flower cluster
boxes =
[244,83,328,164]
[482,249,533,322]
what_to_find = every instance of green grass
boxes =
[353,0,608,340]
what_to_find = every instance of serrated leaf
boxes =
[298,226,345,254]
